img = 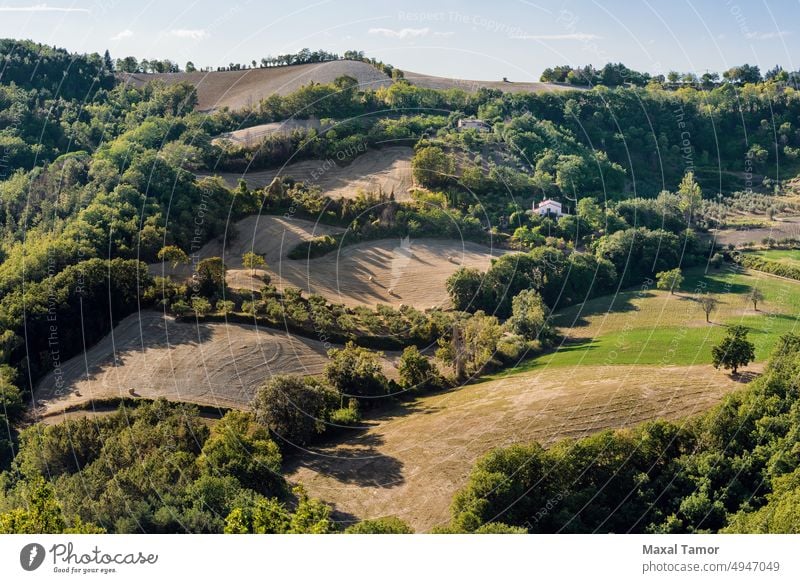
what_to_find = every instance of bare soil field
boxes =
[402,70,580,93]
[712,215,800,245]
[35,311,400,417]
[286,362,753,532]
[152,214,506,309]
[120,61,391,111]
[213,118,330,147]
[209,146,415,200]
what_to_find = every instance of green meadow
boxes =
[496,266,800,376]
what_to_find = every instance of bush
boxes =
[345,516,414,533]
[252,375,339,446]
[397,345,439,390]
[325,342,388,400]
[328,401,362,426]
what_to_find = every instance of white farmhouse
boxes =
[533,199,565,218]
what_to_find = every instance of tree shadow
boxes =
[554,291,655,329]
[731,370,761,383]
[284,431,405,489]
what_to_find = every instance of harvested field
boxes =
[121,62,574,113]
[712,215,800,245]
[120,60,391,111]
[286,362,752,532]
[35,310,400,417]
[402,69,579,93]
[209,146,415,200]
[213,118,331,147]
[151,214,506,309]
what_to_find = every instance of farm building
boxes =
[457,118,490,132]
[533,199,566,217]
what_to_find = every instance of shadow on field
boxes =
[555,290,656,329]
[285,431,405,488]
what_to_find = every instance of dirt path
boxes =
[209,146,415,200]
[35,311,400,416]
[286,362,756,531]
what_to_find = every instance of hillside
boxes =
[120,60,572,112]
[401,69,578,94]
[120,60,392,111]
[208,146,415,200]
[151,214,507,308]
[34,311,402,416]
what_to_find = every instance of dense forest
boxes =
[1,39,799,533]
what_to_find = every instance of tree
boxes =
[157,245,189,269]
[436,312,503,380]
[242,251,267,275]
[412,146,455,188]
[325,342,388,399]
[747,288,765,311]
[185,61,197,73]
[508,289,552,341]
[252,375,338,446]
[656,268,684,295]
[712,325,755,375]
[677,172,702,223]
[103,49,114,72]
[197,411,283,495]
[196,257,226,297]
[0,477,103,534]
[446,267,485,311]
[191,296,212,316]
[398,345,439,390]
[698,293,719,323]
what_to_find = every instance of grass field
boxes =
[746,248,800,266]
[490,266,800,377]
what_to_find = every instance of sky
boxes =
[0,0,798,80]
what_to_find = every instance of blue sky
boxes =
[0,0,798,80]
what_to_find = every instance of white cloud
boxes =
[168,29,208,40]
[368,27,430,39]
[110,29,133,41]
[511,33,602,41]
[0,3,89,12]
[745,30,790,40]
[433,31,455,38]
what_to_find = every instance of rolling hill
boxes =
[120,60,572,112]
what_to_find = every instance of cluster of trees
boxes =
[0,39,115,99]
[0,400,339,533]
[540,62,652,87]
[0,397,420,534]
[113,48,403,79]
[115,56,181,74]
[734,252,800,282]
[443,333,800,533]
[253,342,443,445]
[446,220,702,318]
[540,61,788,88]
[435,289,555,380]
